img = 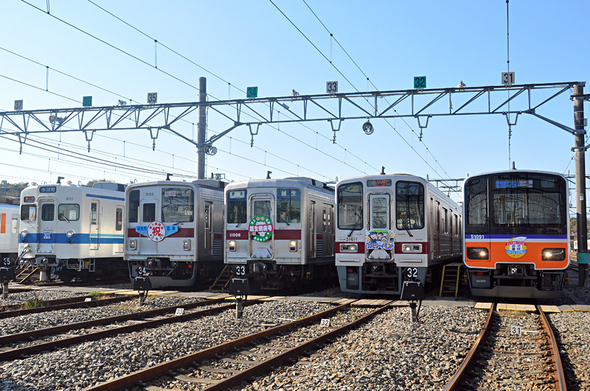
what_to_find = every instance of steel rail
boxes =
[84,300,361,391]
[443,303,495,391]
[0,297,228,345]
[537,304,568,391]
[444,303,568,391]
[0,295,133,319]
[0,301,242,361]
[0,292,114,312]
[200,303,391,391]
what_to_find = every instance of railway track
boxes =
[83,299,386,391]
[444,302,567,391]
[0,297,235,361]
[0,293,133,319]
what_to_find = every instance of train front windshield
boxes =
[337,182,363,230]
[465,173,567,235]
[161,188,194,223]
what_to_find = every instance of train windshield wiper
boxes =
[348,212,362,237]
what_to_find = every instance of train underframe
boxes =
[17,255,127,282]
[127,258,224,289]
[232,258,336,293]
[338,262,431,295]
[467,264,565,298]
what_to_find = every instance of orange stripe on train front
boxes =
[465,240,568,269]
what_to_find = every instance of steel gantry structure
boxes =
[0,79,588,284]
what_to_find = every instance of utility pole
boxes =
[197,77,207,179]
[573,84,588,286]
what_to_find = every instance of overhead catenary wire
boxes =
[297,0,453,183]
[85,0,376,174]
[5,4,377,178]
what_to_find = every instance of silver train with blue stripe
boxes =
[18,181,127,281]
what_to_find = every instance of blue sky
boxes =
[0,1,588,202]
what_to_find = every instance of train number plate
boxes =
[511,325,522,335]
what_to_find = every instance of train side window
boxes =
[91,203,98,225]
[441,207,448,234]
[58,204,80,221]
[128,190,140,223]
[277,188,301,224]
[41,204,54,221]
[396,181,424,230]
[337,182,363,230]
[143,203,156,223]
[116,208,123,231]
[204,204,210,230]
[21,205,36,222]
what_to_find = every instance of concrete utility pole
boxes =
[573,84,589,286]
[197,77,207,179]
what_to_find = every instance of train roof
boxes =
[225,177,334,192]
[0,195,19,205]
[463,169,566,184]
[21,182,126,197]
[336,173,428,186]
[126,179,227,192]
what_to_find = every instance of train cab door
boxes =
[249,195,274,259]
[368,194,390,260]
[90,200,99,250]
[309,201,316,258]
[38,199,56,254]
[322,205,333,257]
[204,202,213,255]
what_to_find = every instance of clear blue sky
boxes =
[0,0,588,202]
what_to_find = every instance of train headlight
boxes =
[402,243,422,253]
[542,248,566,261]
[20,230,28,238]
[183,240,191,251]
[129,239,137,250]
[66,230,74,239]
[289,241,297,252]
[466,247,489,260]
[339,243,358,252]
[228,241,236,252]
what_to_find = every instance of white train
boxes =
[18,181,127,281]
[224,177,335,292]
[0,197,20,266]
[335,173,462,294]
[124,179,226,288]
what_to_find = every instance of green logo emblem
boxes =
[248,215,273,242]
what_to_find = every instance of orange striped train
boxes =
[463,170,569,298]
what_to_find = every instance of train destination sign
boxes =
[367,179,392,187]
[495,180,533,189]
